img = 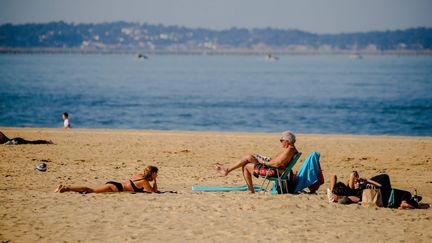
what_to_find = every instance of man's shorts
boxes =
[253,164,278,178]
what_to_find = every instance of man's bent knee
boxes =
[242,154,254,161]
[245,154,258,162]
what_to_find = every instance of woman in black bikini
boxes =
[55,166,159,193]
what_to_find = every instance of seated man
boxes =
[216,130,298,193]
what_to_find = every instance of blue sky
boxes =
[1,0,431,33]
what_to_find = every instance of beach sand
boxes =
[0,128,431,242]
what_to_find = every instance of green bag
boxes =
[388,189,396,208]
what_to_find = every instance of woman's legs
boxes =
[216,154,259,176]
[55,184,117,193]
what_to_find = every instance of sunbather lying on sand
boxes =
[216,130,298,193]
[1,131,53,145]
[56,165,159,193]
[328,172,420,209]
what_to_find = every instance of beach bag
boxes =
[362,185,383,207]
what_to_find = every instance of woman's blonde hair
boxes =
[143,165,158,180]
[347,171,359,189]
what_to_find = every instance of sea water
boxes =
[0,54,431,136]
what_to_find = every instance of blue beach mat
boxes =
[192,184,263,192]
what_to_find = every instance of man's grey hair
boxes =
[281,131,296,144]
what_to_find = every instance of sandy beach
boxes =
[0,127,431,242]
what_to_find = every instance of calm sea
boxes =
[0,54,431,136]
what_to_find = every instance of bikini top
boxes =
[129,177,147,192]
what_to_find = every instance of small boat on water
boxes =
[136,53,148,59]
[349,53,363,59]
[265,53,279,61]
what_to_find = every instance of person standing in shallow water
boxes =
[63,112,71,128]
[216,130,298,193]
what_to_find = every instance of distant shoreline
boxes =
[1,49,431,56]
[1,48,432,56]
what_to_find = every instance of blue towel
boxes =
[192,184,263,192]
[293,151,321,193]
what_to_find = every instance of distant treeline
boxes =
[0,21,431,52]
